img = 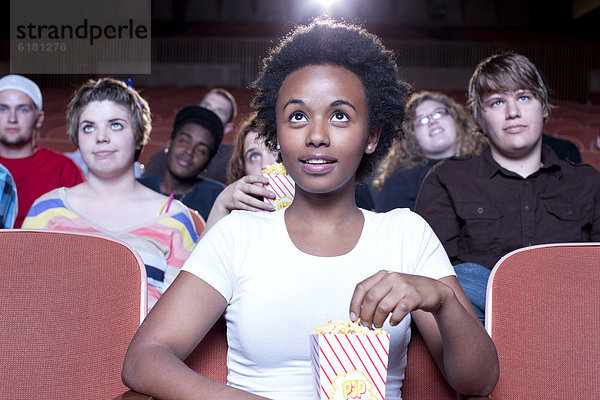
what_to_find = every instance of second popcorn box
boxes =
[262,163,295,210]
[310,320,390,400]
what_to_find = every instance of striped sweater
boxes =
[23,187,199,310]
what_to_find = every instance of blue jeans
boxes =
[453,263,491,324]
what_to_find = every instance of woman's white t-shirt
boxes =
[182,208,454,400]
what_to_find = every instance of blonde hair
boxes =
[374,91,487,189]
[468,52,553,132]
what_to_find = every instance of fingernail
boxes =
[350,312,356,321]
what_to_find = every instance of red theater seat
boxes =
[0,230,147,399]
[483,243,600,399]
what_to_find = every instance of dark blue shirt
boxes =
[542,133,581,164]
[375,159,440,212]
[138,175,224,221]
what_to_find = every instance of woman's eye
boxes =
[289,112,307,122]
[330,111,349,122]
[249,153,261,162]
[490,100,503,107]
[518,95,529,102]
[82,124,94,133]
[111,122,123,130]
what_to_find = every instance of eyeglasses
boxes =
[413,108,450,127]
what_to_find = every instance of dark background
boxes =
[3,0,600,169]
[3,0,600,103]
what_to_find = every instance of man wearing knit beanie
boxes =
[138,105,225,222]
[0,74,84,228]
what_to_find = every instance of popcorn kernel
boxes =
[262,162,287,176]
[313,319,387,335]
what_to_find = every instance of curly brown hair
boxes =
[374,91,487,189]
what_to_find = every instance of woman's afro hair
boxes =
[251,17,411,183]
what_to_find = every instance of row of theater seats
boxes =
[1,229,598,399]
[37,86,600,170]
[545,105,600,168]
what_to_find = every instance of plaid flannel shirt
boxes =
[0,164,17,228]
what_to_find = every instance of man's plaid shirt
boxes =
[0,163,17,228]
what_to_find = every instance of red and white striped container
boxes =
[310,332,390,400]
[263,173,295,210]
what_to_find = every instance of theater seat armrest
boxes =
[113,390,153,400]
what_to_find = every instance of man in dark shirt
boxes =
[415,52,600,323]
[139,106,225,221]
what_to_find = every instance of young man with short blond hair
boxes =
[415,52,600,323]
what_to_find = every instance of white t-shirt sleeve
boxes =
[181,212,239,302]
[383,209,455,280]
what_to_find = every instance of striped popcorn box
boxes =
[310,331,390,400]
[262,163,295,211]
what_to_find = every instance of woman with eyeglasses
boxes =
[374,91,487,211]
